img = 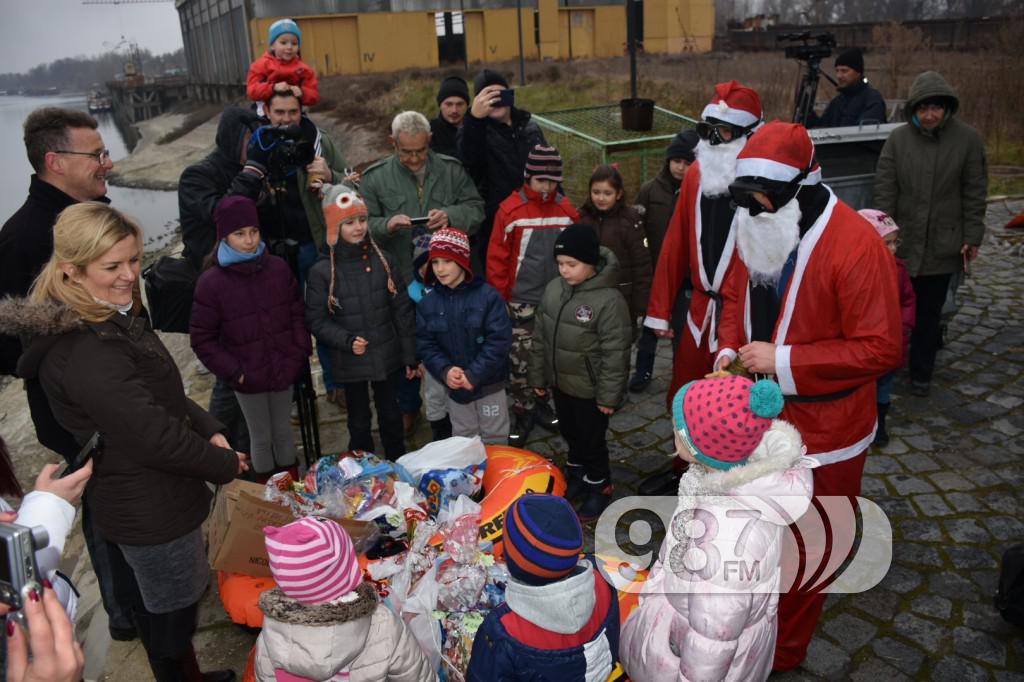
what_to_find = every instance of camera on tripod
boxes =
[261,124,315,178]
[779,32,837,62]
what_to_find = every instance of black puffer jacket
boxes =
[0,299,239,546]
[635,164,681,267]
[178,107,263,269]
[457,107,547,240]
[304,238,416,383]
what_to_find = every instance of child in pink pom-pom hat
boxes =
[620,375,817,682]
[255,517,436,681]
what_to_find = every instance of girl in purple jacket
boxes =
[190,196,311,478]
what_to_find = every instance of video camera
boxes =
[778,32,836,62]
[259,124,315,178]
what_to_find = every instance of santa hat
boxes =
[428,227,473,279]
[734,121,822,187]
[672,375,784,470]
[858,208,899,238]
[700,80,763,129]
[322,185,368,247]
[264,517,362,605]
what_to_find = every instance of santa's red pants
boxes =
[665,329,714,410]
[773,449,867,671]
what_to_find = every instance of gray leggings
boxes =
[234,389,297,473]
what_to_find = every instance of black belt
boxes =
[785,386,857,403]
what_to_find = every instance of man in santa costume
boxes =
[716,121,902,670]
[638,80,763,496]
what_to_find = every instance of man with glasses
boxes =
[362,110,483,436]
[0,106,136,641]
[638,80,763,496]
[874,70,987,397]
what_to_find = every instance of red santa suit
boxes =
[645,81,763,407]
[716,125,902,669]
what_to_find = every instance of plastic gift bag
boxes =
[397,437,487,483]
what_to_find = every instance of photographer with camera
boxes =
[806,48,887,129]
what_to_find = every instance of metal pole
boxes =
[627,0,637,99]
[516,0,526,86]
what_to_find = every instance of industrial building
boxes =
[176,0,714,100]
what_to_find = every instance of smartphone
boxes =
[409,217,430,227]
[59,431,101,479]
[496,88,515,108]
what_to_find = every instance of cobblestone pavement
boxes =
[4,201,1022,680]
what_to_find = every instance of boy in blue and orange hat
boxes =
[466,493,624,680]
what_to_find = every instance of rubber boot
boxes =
[564,463,585,503]
[578,477,613,522]
[430,415,453,441]
[873,402,890,448]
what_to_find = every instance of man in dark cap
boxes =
[430,75,470,158]
[807,48,887,128]
[458,69,547,276]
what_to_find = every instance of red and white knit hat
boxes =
[735,121,822,186]
[701,80,763,129]
[428,227,473,278]
[264,517,362,605]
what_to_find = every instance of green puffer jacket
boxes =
[363,151,484,282]
[873,71,988,277]
[528,247,632,407]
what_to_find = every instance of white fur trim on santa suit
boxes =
[735,158,821,185]
[689,194,738,352]
[701,101,760,128]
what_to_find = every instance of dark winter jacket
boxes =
[0,299,238,545]
[457,107,547,243]
[466,560,623,682]
[635,164,681,267]
[429,116,460,158]
[579,204,653,318]
[808,79,887,128]
[874,71,988,276]
[529,248,632,407]
[189,249,310,394]
[416,276,512,404]
[305,238,416,384]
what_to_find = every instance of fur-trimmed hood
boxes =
[0,298,84,379]
[258,581,377,626]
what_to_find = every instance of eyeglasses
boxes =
[54,149,112,164]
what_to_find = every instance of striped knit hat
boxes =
[264,517,362,605]
[504,494,583,585]
[523,144,563,183]
[428,227,472,279]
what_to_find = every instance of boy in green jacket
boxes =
[529,224,632,519]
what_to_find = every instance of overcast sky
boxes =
[2,0,184,74]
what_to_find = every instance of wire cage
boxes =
[533,104,698,204]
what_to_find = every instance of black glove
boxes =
[244,126,275,174]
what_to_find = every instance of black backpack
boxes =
[995,544,1024,627]
[142,256,198,334]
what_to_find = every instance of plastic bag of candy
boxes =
[419,466,484,517]
[436,610,486,681]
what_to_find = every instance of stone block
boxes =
[943,546,998,570]
[896,543,943,568]
[910,594,952,620]
[960,468,1005,487]
[848,657,910,682]
[943,518,992,543]
[864,455,903,474]
[912,494,953,516]
[945,491,985,513]
[800,637,851,679]
[927,471,975,492]
[930,655,992,682]
[849,589,900,621]
[952,626,1007,667]
[889,475,935,495]
[879,565,922,594]
[892,612,947,652]
[898,519,944,542]
[871,637,925,676]
[822,613,877,654]
[860,475,888,497]
[982,515,1024,541]
[982,490,1022,514]
[929,572,980,602]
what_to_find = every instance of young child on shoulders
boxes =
[408,234,452,441]
[487,144,580,445]
[467,493,623,681]
[620,376,816,682]
[416,228,513,443]
[247,18,320,109]
[305,186,417,461]
[256,516,435,681]
[859,208,916,447]
[528,224,631,519]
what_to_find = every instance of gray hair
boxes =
[391,111,431,138]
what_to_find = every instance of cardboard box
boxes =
[208,479,378,577]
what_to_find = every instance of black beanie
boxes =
[666,130,699,162]
[436,76,470,105]
[474,69,509,94]
[835,48,864,75]
[554,224,600,266]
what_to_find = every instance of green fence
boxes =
[533,104,698,204]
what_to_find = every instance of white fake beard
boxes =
[695,138,744,197]
[736,199,803,287]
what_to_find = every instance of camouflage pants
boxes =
[508,302,537,413]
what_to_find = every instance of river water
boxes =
[0,94,180,246]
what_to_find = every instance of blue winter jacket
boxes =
[466,560,626,682]
[416,275,512,404]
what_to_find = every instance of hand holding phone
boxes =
[496,88,515,108]
[409,216,430,227]
[58,432,101,479]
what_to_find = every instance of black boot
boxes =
[430,415,452,441]
[533,400,559,432]
[578,477,613,521]
[629,350,655,393]
[873,402,890,448]
[508,409,535,446]
[637,463,687,496]
[564,464,585,502]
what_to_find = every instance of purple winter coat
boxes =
[190,249,311,393]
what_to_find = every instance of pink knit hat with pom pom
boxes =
[672,375,784,470]
[264,517,362,605]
